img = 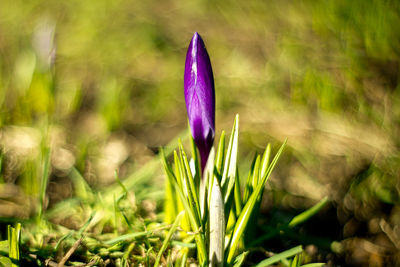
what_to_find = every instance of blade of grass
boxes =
[288,197,329,227]
[105,231,150,245]
[260,144,271,180]
[251,155,261,192]
[154,211,184,267]
[161,149,190,231]
[170,241,196,249]
[104,130,188,201]
[172,178,207,264]
[179,142,201,225]
[70,167,93,201]
[190,130,201,191]
[38,147,51,220]
[243,153,258,203]
[233,167,242,217]
[215,131,226,176]
[231,251,249,267]
[201,147,214,223]
[249,196,330,247]
[221,114,239,201]
[299,263,325,267]
[8,223,21,267]
[253,245,303,267]
[226,140,286,264]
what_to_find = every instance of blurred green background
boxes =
[0,0,399,265]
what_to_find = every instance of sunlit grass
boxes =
[0,0,399,265]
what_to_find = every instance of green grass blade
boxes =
[170,241,196,249]
[231,251,249,267]
[251,155,261,191]
[243,153,258,203]
[233,167,242,217]
[260,144,271,180]
[70,167,93,201]
[299,263,325,267]
[179,143,201,225]
[172,178,207,264]
[77,211,96,236]
[154,211,184,267]
[169,153,207,263]
[253,245,303,267]
[221,114,239,204]
[288,197,329,228]
[227,140,286,264]
[161,149,179,224]
[215,131,226,176]
[190,131,201,190]
[245,155,262,245]
[173,150,191,231]
[249,196,330,247]
[38,147,51,220]
[290,254,300,267]
[104,130,188,201]
[174,150,184,190]
[7,223,21,267]
[201,147,214,223]
[55,232,73,251]
[105,231,150,245]
[0,154,3,183]
[175,247,189,267]
[221,115,239,187]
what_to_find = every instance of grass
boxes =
[0,0,399,266]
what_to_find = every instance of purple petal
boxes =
[184,32,215,172]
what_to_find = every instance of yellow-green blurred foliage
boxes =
[0,0,400,265]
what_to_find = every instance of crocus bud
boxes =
[184,32,215,172]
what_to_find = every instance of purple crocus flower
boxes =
[184,32,215,172]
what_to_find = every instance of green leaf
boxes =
[233,167,242,217]
[190,130,201,190]
[299,263,325,267]
[0,240,8,254]
[179,142,202,226]
[289,197,329,228]
[161,149,179,224]
[77,211,95,237]
[243,153,258,203]
[260,144,271,180]
[245,155,263,245]
[0,256,12,267]
[290,254,300,267]
[221,114,239,204]
[202,147,215,224]
[172,176,207,264]
[231,251,249,267]
[154,211,184,267]
[226,140,286,264]
[104,130,188,203]
[7,223,21,267]
[170,241,196,249]
[175,247,189,267]
[249,196,330,247]
[70,167,93,201]
[251,155,261,192]
[105,231,150,245]
[253,245,303,267]
[215,131,226,176]
[38,147,51,220]
[165,149,190,231]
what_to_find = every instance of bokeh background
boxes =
[0,0,399,266]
